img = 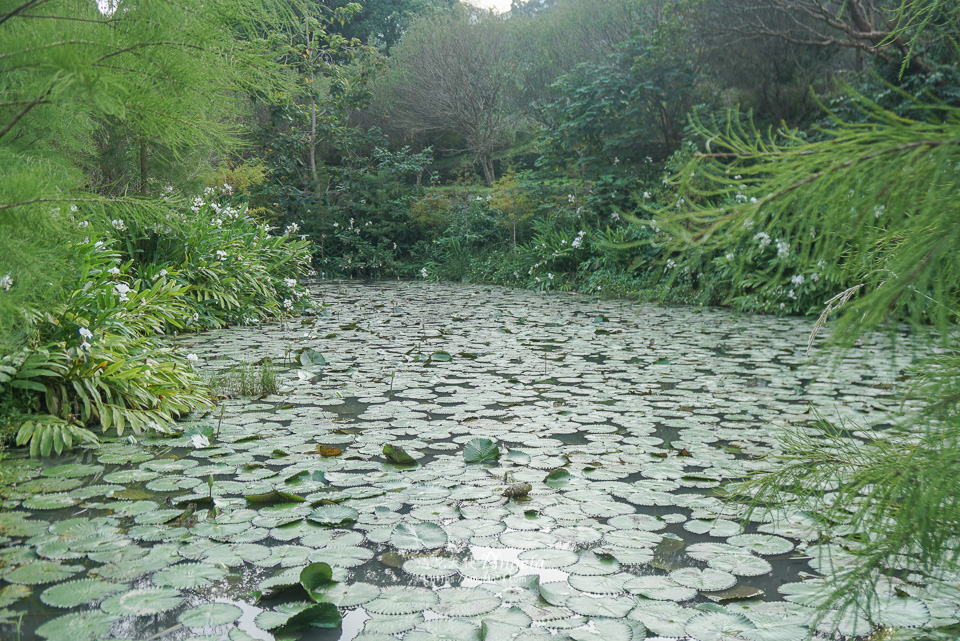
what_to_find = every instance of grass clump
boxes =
[207,361,280,399]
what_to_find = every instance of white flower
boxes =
[754,232,771,249]
[571,237,583,249]
[332,222,339,228]
[567,194,575,203]
[874,204,885,218]
[643,191,651,199]
[725,252,734,261]
[77,220,89,229]
[108,267,120,276]
[420,267,428,279]
[776,240,790,257]
[79,340,91,350]
[216,250,227,261]
[111,219,126,231]
[810,273,820,283]
[186,353,200,363]
[191,433,210,449]
[283,298,293,310]
[0,273,12,290]
[666,259,677,269]
[791,274,804,286]
[535,277,541,283]
[114,283,131,301]
[788,289,797,299]
[548,273,554,280]
[158,269,168,278]
[192,312,199,322]
[79,327,93,340]
[284,278,297,289]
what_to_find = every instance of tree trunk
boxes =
[480,154,495,186]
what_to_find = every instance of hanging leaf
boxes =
[464,438,500,463]
[298,348,326,368]
[300,562,335,600]
[383,443,418,466]
[275,602,341,633]
[543,468,571,488]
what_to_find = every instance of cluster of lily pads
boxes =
[0,281,955,641]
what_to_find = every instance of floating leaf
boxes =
[307,505,358,526]
[179,603,243,627]
[100,587,182,616]
[365,586,439,615]
[36,611,115,641]
[434,586,501,616]
[391,522,448,550]
[40,579,125,608]
[566,594,634,618]
[464,438,500,463]
[3,560,82,585]
[406,618,480,641]
[685,611,756,641]
[152,562,226,589]
[669,567,737,591]
[403,557,459,578]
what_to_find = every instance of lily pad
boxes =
[36,611,115,641]
[40,578,125,608]
[179,603,243,627]
[391,522,447,550]
[100,587,182,617]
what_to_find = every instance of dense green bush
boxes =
[0,195,315,455]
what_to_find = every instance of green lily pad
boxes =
[391,522,448,550]
[179,603,243,627]
[36,611,115,641]
[3,560,82,585]
[100,587,183,616]
[152,562,226,589]
[308,505,358,526]
[40,578,125,608]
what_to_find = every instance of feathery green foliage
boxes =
[650,56,960,641]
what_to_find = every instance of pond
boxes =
[0,281,936,641]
